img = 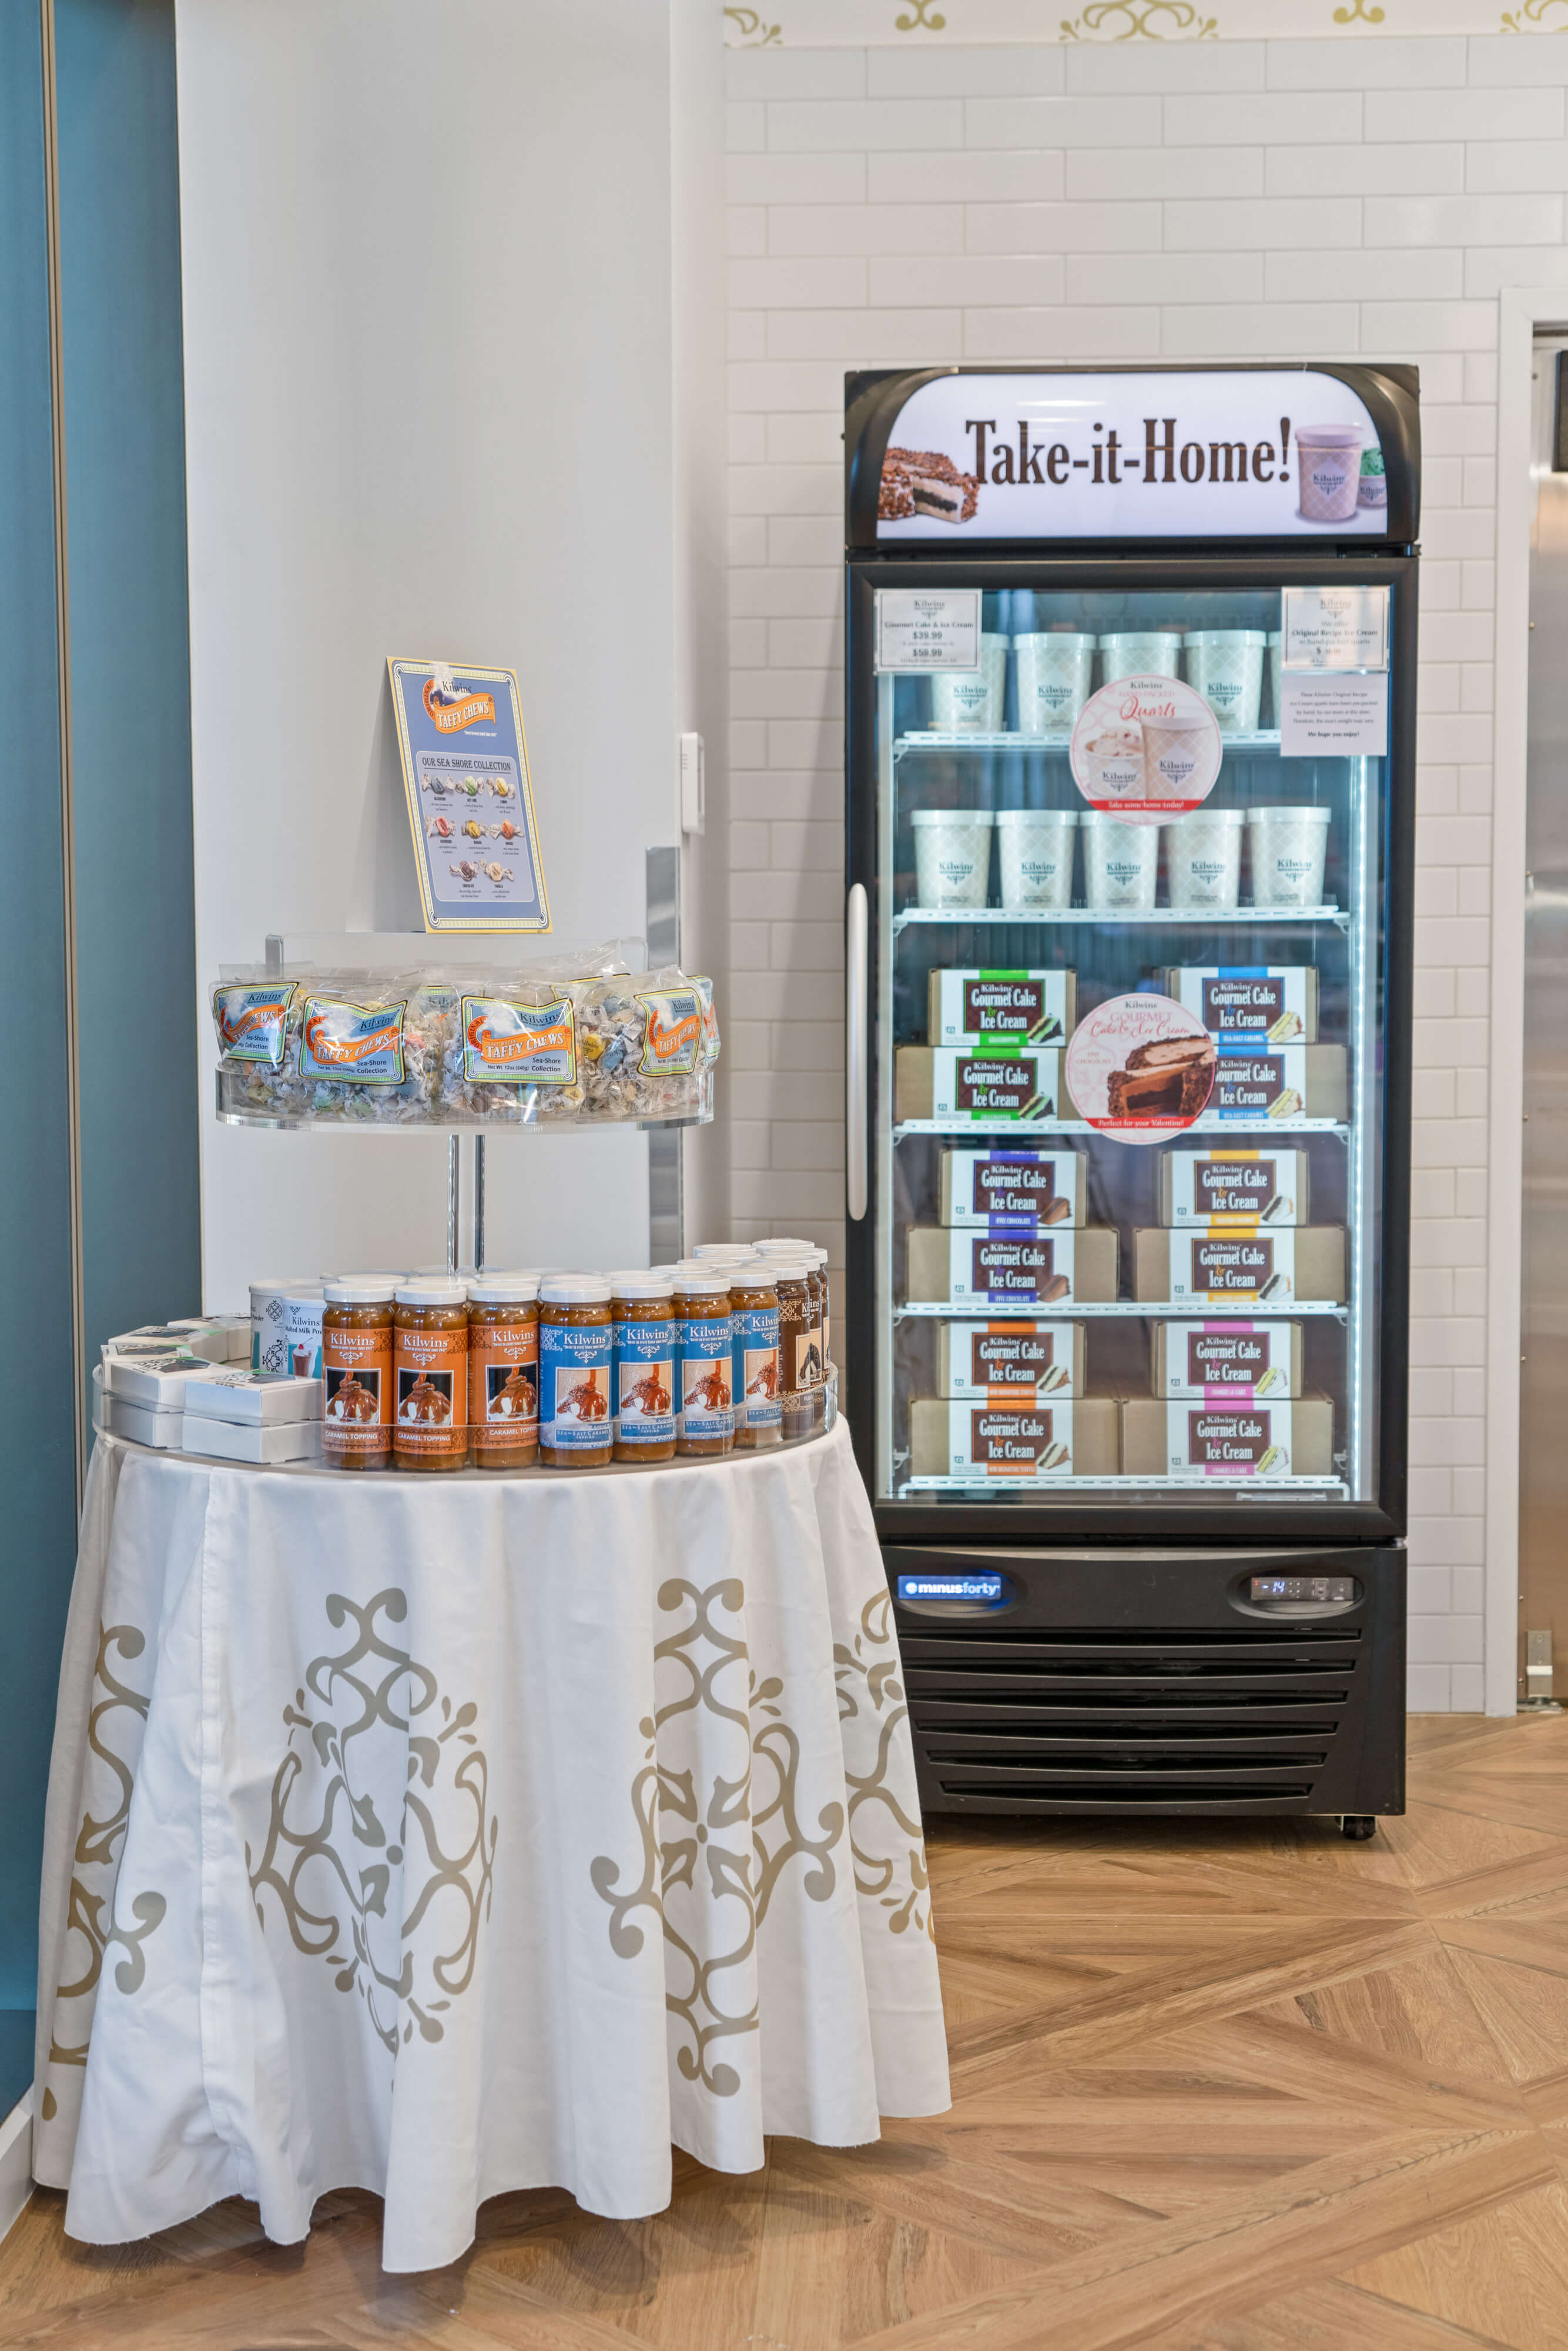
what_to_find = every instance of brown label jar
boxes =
[393,1282,470,1471]
[539,1276,614,1467]
[468,1271,540,1468]
[728,1263,781,1452]
[771,1260,816,1442]
[323,1279,396,1468]
[611,1272,676,1463]
[674,1268,733,1455]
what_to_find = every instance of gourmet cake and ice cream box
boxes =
[1198,1044,1347,1125]
[908,1225,1118,1307]
[910,1396,1119,1479]
[1135,1226,1345,1305]
[1150,1321,1303,1400]
[1121,1397,1334,1479]
[928,970,1076,1047]
[896,1045,1067,1124]
[936,1319,1087,1400]
[1159,1148,1310,1228]
[1160,967,1319,1044]
[938,1148,1087,1229]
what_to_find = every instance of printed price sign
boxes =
[1281,585,1389,672]
[388,658,550,934]
[875,589,981,673]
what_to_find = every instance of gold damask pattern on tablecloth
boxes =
[247,1588,497,2054]
[835,1588,933,1941]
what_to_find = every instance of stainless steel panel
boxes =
[1519,334,1568,1703]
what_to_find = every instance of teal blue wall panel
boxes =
[0,0,76,2111]
[58,0,200,1357]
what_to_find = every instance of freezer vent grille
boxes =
[899,1623,1361,1810]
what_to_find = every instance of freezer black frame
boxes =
[845,550,1417,1550]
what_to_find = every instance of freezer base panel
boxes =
[886,1541,1405,1821]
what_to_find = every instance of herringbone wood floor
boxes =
[5,1712,1567,2351]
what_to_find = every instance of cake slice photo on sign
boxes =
[1066,994,1217,1143]
[878,446,979,526]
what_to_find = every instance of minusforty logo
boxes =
[423,664,496,734]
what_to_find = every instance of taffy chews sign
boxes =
[863,369,1401,544]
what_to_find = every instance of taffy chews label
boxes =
[681,1311,733,1441]
[461,996,576,1086]
[1168,1402,1295,1477]
[691,976,721,1064]
[213,982,297,1067]
[1160,1321,1295,1401]
[299,997,408,1084]
[541,1322,612,1450]
[615,1318,676,1447]
[636,989,702,1077]
[1168,1231,1298,1304]
[732,1304,781,1429]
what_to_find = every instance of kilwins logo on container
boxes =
[422,663,497,733]
[873,371,1389,542]
[1065,994,1215,1146]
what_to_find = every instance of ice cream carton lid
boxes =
[1296,423,1364,446]
[995,805,1077,826]
[1182,630,1267,647]
[911,807,994,826]
[1245,804,1332,824]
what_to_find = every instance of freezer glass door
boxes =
[873,581,1391,1510]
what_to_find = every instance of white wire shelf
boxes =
[893,1117,1350,1141]
[893,729,1284,756]
[892,904,1346,933]
[893,1300,1349,1321]
[897,1473,1350,1496]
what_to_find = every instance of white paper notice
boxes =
[876,588,981,673]
[1279,670,1389,758]
[1281,585,1389,672]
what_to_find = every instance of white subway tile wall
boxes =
[725,35,1554,1707]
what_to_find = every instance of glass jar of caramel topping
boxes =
[727,1258,780,1452]
[393,1281,470,1472]
[467,1270,540,1469]
[769,1257,816,1444]
[323,1278,395,1470]
[611,1271,676,1463]
[538,1275,613,1467]
[673,1267,733,1456]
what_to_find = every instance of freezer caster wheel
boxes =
[1338,1814,1377,1841]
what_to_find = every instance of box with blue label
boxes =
[938,1148,1087,1228]
[1161,966,1319,1044]
[1195,1043,1347,1125]
[908,1225,1118,1306]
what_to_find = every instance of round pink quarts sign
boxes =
[1069,675,1222,825]
[1066,993,1217,1144]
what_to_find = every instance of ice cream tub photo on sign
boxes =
[1065,994,1216,1143]
[1070,676,1222,825]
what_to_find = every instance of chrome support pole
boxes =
[447,1134,460,1274]
[472,1133,486,1272]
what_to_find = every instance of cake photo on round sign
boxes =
[1065,993,1217,1143]
[1069,675,1223,827]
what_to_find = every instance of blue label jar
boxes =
[540,1314,614,1457]
[614,1310,676,1456]
[731,1302,781,1444]
[679,1307,733,1451]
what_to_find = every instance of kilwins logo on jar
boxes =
[298,996,408,1084]
[634,989,702,1076]
[422,663,496,733]
[460,995,576,1086]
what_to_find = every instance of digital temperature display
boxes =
[1248,1574,1357,1607]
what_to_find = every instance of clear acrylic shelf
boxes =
[215,1070,713,1135]
[893,1300,1349,1321]
[893,1117,1349,1141]
[898,1473,1349,1496]
[893,905,1345,934]
[894,729,1284,756]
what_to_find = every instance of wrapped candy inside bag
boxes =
[213,956,715,1130]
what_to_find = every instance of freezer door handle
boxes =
[846,881,869,1221]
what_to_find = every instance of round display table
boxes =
[33,1420,949,2273]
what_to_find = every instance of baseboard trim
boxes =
[0,2090,33,2246]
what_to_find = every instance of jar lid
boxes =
[752,1237,810,1253]
[467,1271,541,1304]
[539,1274,612,1305]
[727,1262,775,1288]
[995,806,1077,826]
[690,1243,755,1261]
[671,1267,733,1296]
[324,1279,398,1304]
[1182,629,1266,647]
[609,1270,675,1299]
[911,807,994,827]
[396,1280,467,1306]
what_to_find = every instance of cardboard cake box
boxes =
[1202,1044,1347,1124]
[911,1395,1120,1479]
[907,1225,1118,1307]
[1121,1396,1335,1479]
[1135,1227,1345,1306]
[927,969,1076,1047]
[896,1046,1072,1124]
[1151,1321,1303,1400]
[1161,966,1320,1044]
[938,1148,1087,1229]
[1160,1147,1311,1228]
[936,1319,1087,1400]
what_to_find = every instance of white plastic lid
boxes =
[769,1259,815,1284]
[690,1243,755,1260]
[753,1237,810,1253]
[395,1280,467,1307]
[539,1274,612,1305]
[1267,631,1282,644]
[1245,804,1332,823]
[1013,631,1096,648]
[911,806,994,827]
[468,1271,541,1304]
[1182,630,1267,647]
[671,1267,733,1297]
[324,1279,398,1304]
[995,806,1077,826]
[1167,806,1245,828]
[726,1261,775,1288]
[1098,629,1181,644]
[1296,423,1363,445]
[609,1270,675,1299]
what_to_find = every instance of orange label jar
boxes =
[539,1275,614,1468]
[468,1271,540,1468]
[393,1281,470,1471]
[323,1278,396,1468]
[611,1271,676,1463]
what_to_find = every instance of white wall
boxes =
[723,30,1567,1710]
[179,0,688,1302]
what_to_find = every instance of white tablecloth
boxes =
[34,1421,949,2272]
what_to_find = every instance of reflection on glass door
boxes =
[875,585,1386,1509]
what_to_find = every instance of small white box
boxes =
[103,1392,185,1448]
[183,1370,323,1426]
[119,1321,230,1362]
[182,1416,323,1465]
[105,1349,216,1405]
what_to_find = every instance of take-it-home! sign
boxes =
[861,367,1409,543]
